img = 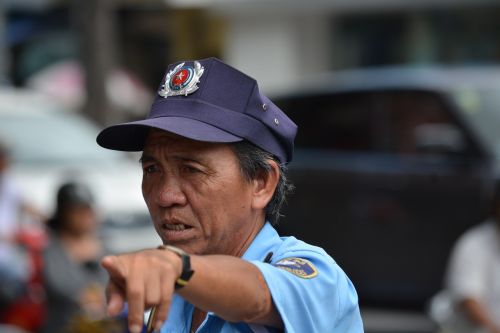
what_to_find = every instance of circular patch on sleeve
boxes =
[273,257,318,279]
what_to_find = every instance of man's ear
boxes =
[251,160,280,210]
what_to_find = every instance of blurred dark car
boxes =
[273,66,500,328]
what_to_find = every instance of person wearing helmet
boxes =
[41,182,108,333]
[97,58,363,333]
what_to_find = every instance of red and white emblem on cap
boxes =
[158,61,204,98]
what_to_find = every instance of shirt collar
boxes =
[242,222,281,262]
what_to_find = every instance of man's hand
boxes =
[101,249,182,333]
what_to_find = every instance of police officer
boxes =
[97,58,363,333]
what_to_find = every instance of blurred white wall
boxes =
[166,0,498,93]
[222,12,331,94]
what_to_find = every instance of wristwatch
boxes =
[157,245,195,289]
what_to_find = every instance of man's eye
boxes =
[143,165,158,174]
[183,165,201,173]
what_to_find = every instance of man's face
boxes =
[141,130,263,256]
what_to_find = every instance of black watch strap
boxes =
[157,245,195,289]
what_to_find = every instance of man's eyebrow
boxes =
[139,153,208,165]
[139,154,155,164]
[173,155,204,164]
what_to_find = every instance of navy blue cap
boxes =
[96,57,297,163]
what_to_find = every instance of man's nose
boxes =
[156,177,187,207]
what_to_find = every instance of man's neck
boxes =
[232,218,265,258]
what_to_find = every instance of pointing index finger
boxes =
[101,255,126,278]
[126,260,146,333]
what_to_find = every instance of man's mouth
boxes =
[161,223,191,231]
[158,219,195,243]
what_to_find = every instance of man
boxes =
[442,182,500,333]
[97,57,363,333]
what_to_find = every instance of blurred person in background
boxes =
[41,182,108,333]
[0,140,21,242]
[0,140,44,241]
[0,140,46,332]
[437,181,500,333]
[0,141,28,306]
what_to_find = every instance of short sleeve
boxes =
[446,227,489,300]
[250,248,363,333]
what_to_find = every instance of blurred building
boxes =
[2,0,500,115]
[172,0,500,95]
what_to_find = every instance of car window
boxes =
[379,91,459,154]
[453,88,500,158]
[276,92,375,151]
[277,90,481,157]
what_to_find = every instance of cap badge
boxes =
[159,61,204,98]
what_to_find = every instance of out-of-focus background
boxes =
[1,0,500,332]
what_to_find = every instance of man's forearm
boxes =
[178,254,282,329]
[101,248,283,333]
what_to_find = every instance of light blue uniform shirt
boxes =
[158,222,363,332]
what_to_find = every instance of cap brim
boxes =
[97,116,243,151]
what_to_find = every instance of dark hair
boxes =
[231,141,294,225]
[47,182,94,231]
